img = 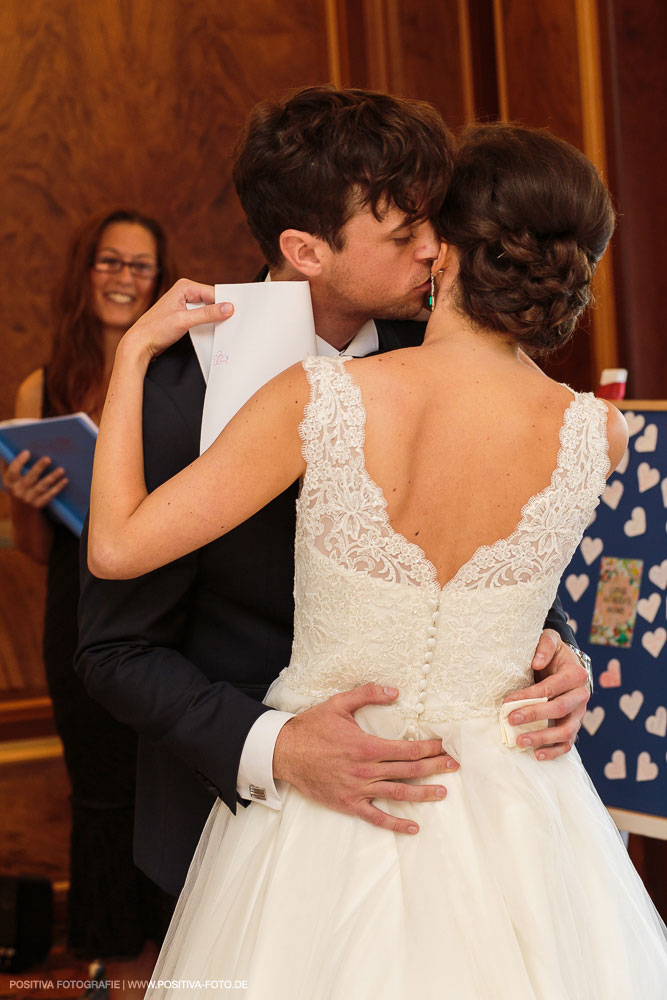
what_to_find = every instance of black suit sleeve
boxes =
[543,593,576,648]
[75,373,269,814]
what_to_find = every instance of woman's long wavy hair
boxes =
[46,209,175,415]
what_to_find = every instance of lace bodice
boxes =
[275,356,609,727]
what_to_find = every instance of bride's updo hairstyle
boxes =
[436,124,615,354]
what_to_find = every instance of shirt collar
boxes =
[315,321,378,358]
[266,271,379,358]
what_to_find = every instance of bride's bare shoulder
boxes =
[600,401,629,476]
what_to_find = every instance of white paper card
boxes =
[187,302,215,381]
[199,282,317,454]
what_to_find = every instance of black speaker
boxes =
[0,876,53,972]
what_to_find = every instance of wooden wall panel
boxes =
[493,0,606,392]
[1,0,332,424]
[600,0,667,399]
[340,0,475,130]
[494,0,584,143]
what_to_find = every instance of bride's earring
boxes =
[429,272,436,311]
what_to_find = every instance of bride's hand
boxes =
[121,278,234,362]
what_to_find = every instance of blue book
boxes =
[0,413,98,537]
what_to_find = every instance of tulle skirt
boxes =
[146,691,667,999]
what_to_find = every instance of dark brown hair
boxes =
[233,85,456,268]
[46,209,175,415]
[436,124,615,354]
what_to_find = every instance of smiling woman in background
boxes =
[2,210,174,999]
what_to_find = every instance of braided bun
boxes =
[437,124,615,354]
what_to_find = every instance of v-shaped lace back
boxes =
[297,355,609,594]
[279,355,609,722]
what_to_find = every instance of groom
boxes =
[76,86,591,898]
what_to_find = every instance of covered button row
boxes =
[407,605,441,739]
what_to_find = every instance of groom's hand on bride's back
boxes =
[503,629,590,761]
[272,683,458,835]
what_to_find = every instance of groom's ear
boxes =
[279,229,326,278]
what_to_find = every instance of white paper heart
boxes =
[637,593,661,623]
[604,749,626,779]
[583,706,605,735]
[586,510,597,527]
[566,616,578,635]
[642,628,667,659]
[565,573,589,602]
[602,480,624,509]
[636,751,659,781]
[624,506,646,537]
[637,462,660,493]
[599,659,621,688]
[662,478,667,508]
[615,449,630,476]
[579,536,603,566]
[635,424,658,452]
[625,412,645,437]
[648,560,667,590]
[620,690,644,720]
[646,707,667,738]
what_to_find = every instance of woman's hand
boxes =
[120,278,233,362]
[2,451,68,509]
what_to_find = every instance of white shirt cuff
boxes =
[236,709,294,809]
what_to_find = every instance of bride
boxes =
[89,124,667,997]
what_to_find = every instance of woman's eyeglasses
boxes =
[92,255,159,279]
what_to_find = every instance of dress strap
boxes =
[298,355,362,473]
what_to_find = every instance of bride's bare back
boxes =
[352,345,624,589]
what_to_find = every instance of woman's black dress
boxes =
[42,371,169,957]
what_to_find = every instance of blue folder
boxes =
[0,413,98,537]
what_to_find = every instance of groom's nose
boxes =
[414,221,440,261]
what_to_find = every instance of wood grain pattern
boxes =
[1,0,331,420]
[601,0,667,399]
[343,0,474,130]
[0,550,46,693]
[492,0,606,391]
[0,750,70,881]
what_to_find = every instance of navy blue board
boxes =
[558,402,667,820]
[0,413,98,537]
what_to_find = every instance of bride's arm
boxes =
[88,279,308,579]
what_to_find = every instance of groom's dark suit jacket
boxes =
[75,310,576,898]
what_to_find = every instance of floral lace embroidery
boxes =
[278,355,609,722]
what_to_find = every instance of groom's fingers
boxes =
[333,681,402,713]
[371,754,459,780]
[357,802,421,835]
[272,684,458,832]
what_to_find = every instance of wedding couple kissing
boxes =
[77,86,667,997]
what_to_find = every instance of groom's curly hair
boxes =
[233,86,455,269]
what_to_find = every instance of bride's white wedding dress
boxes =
[147,357,667,999]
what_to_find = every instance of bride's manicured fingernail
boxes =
[446,759,458,769]
[512,712,525,724]
[407,825,418,834]
[220,302,233,316]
